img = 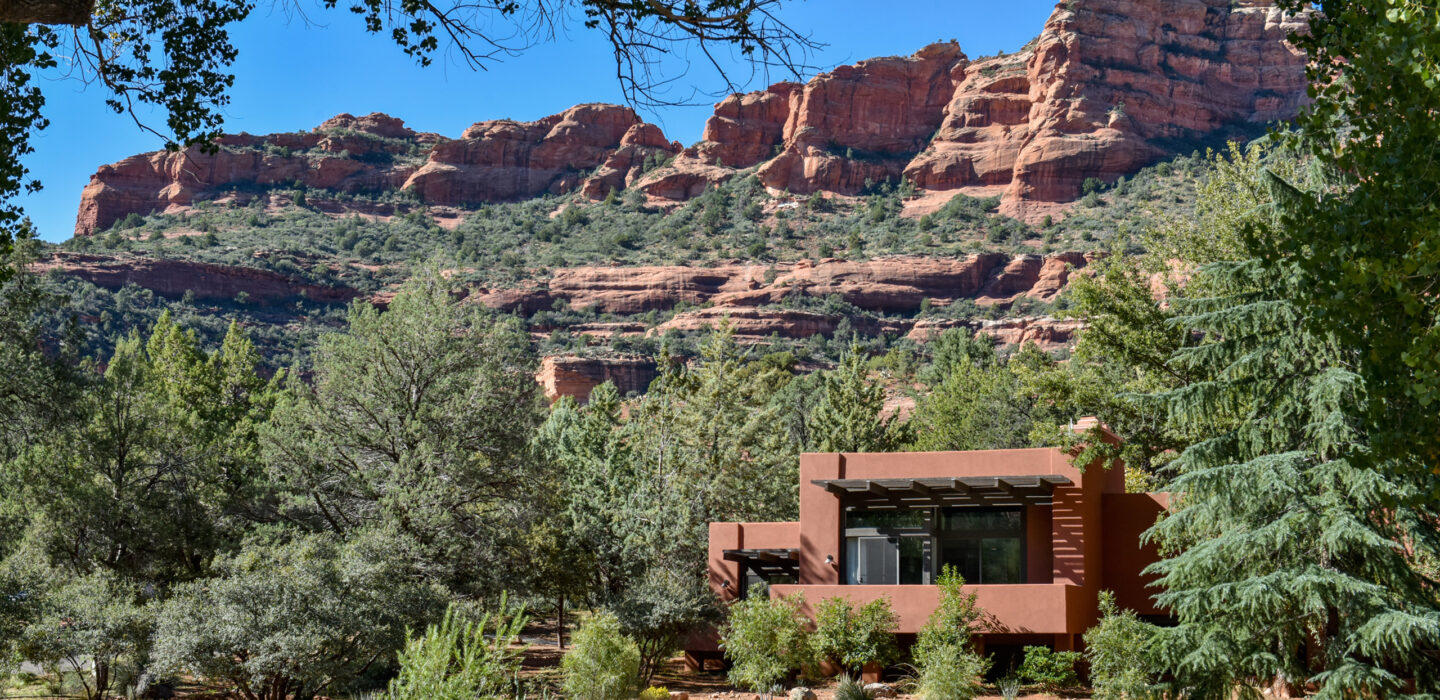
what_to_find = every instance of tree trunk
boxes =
[0,0,96,25]
[91,659,109,700]
[557,593,565,650]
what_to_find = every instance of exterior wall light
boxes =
[825,555,836,566]
[721,580,731,589]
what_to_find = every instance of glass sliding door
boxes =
[936,507,1025,584]
[845,534,931,585]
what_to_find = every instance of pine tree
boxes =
[807,351,904,453]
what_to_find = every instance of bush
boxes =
[834,673,874,700]
[562,612,640,700]
[721,593,812,691]
[1080,177,1107,195]
[911,567,989,700]
[911,566,983,667]
[639,686,670,700]
[386,598,528,700]
[915,643,989,700]
[1018,645,1082,692]
[1083,591,1159,700]
[810,597,900,673]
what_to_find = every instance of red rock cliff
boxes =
[74,0,1306,235]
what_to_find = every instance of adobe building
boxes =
[687,421,1170,673]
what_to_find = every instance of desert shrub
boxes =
[915,643,989,700]
[1018,645,1082,692]
[562,612,640,700]
[386,597,528,700]
[810,597,900,673]
[998,674,1022,700]
[153,533,445,700]
[722,593,812,691]
[1081,177,1107,195]
[911,567,989,700]
[1082,591,1159,700]
[639,686,670,700]
[834,673,874,700]
[911,566,983,667]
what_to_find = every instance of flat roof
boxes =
[811,474,1072,509]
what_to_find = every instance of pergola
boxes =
[811,474,1072,509]
[722,548,800,580]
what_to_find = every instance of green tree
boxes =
[262,269,548,595]
[11,569,152,700]
[909,346,1048,452]
[152,532,445,700]
[806,351,906,453]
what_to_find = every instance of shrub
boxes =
[1083,591,1159,700]
[911,567,989,700]
[1018,645,1082,692]
[911,566,983,668]
[639,686,670,700]
[834,673,874,700]
[721,593,812,691]
[915,643,989,700]
[810,597,900,673]
[1080,177,1107,195]
[386,597,528,700]
[562,612,640,700]
[998,674,1022,700]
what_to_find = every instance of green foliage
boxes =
[639,686,671,700]
[810,597,900,672]
[914,643,988,700]
[10,568,152,700]
[911,566,983,668]
[1017,646,1081,692]
[262,267,548,595]
[806,350,906,452]
[910,342,1064,452]
[1083,591,1158,700]
[834,673,875,700]
[911,567,989,700]
[721,593,812,691]
[562,612,641,700]
[152,533,446,700]
[386,598,529,700]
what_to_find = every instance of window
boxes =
[845,534,930,585]
[937,508,1024,584]
[843,510,932,585]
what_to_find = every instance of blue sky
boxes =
[21,0,1058,242]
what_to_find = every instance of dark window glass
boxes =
[937,508,1024,584]
[847,510,926,530]
[899,536,930,585]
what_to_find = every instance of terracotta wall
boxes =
[768,583,1088,636]
[708,521,801,602]
[1100,492,1170,616]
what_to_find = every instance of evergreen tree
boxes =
[262,268,548,596]
[807,351,905,453]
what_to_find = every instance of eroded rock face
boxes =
[74,0,1307,235]
[38,253,362,304]
[478,253,1090,316]
[403,104,680,205]
[642,0,1307,211]
[535,355,659,402]
[73,106,678,236]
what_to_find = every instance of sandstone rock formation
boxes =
[403,104,681,205]
[477,253,1092,316]
[74,0,1307,236]
[535,355,659,402]
[39,253,362,304]
[640,0,1307,215]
